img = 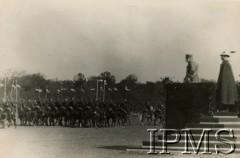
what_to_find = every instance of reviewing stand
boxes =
[127,83,240,153]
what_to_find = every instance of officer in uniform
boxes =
[184,54,200,83]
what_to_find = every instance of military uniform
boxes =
[184,55,199,83]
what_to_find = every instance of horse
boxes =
[18,106,26,125]
[93,105,106,127]
[82,106,94,127]
[139,108,155,126]
[32,105,42,126]
[48,106,60,126]
[153,108,164,126]
[0,107,17,128]
[0,107,5,128]
[115,107,130,126]
[105,107,116,127]
[74,106,84,127]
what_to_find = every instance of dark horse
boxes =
[93,105,106,127]
[140,105,165,126]
[105,107,116,127]
[0,107,17,128]
[139,108,155,126]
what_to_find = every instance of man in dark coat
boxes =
[216,52,238,112]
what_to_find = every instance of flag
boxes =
[125,86,131,91]
[70,88,76,92]
[12,84,16,89]
[16,84,21,88]
[35,89,42,93]
[114,87,118,91]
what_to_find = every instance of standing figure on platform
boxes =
[184,54,200,83]
[216,52,238,112]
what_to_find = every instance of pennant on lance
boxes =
[125,86,131,91]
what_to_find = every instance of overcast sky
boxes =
[0,0,240,82]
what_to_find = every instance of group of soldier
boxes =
[0,98,133,128]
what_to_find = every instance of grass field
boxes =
[0,116,239,158]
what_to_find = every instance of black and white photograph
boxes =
[1,0,240,157]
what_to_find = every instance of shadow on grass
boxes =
[95,145,140,151]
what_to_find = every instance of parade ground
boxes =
[0,124,239,158]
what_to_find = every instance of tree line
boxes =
[0,71,175,111]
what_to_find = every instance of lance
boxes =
[103,80,107,102]
[96,80,98,101]
[36,88,42,100]
[15,79,19,122]
[45,86,49,100]
[90,87,95,102]
[96,79,102,101]
[3,77,7,102]
[80,85,82,101]
[15,79,18,102]
[10,80,14,99]
[15,79,17,101]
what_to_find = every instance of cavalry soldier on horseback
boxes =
[146,101,154,112]
[140,102,155,126]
